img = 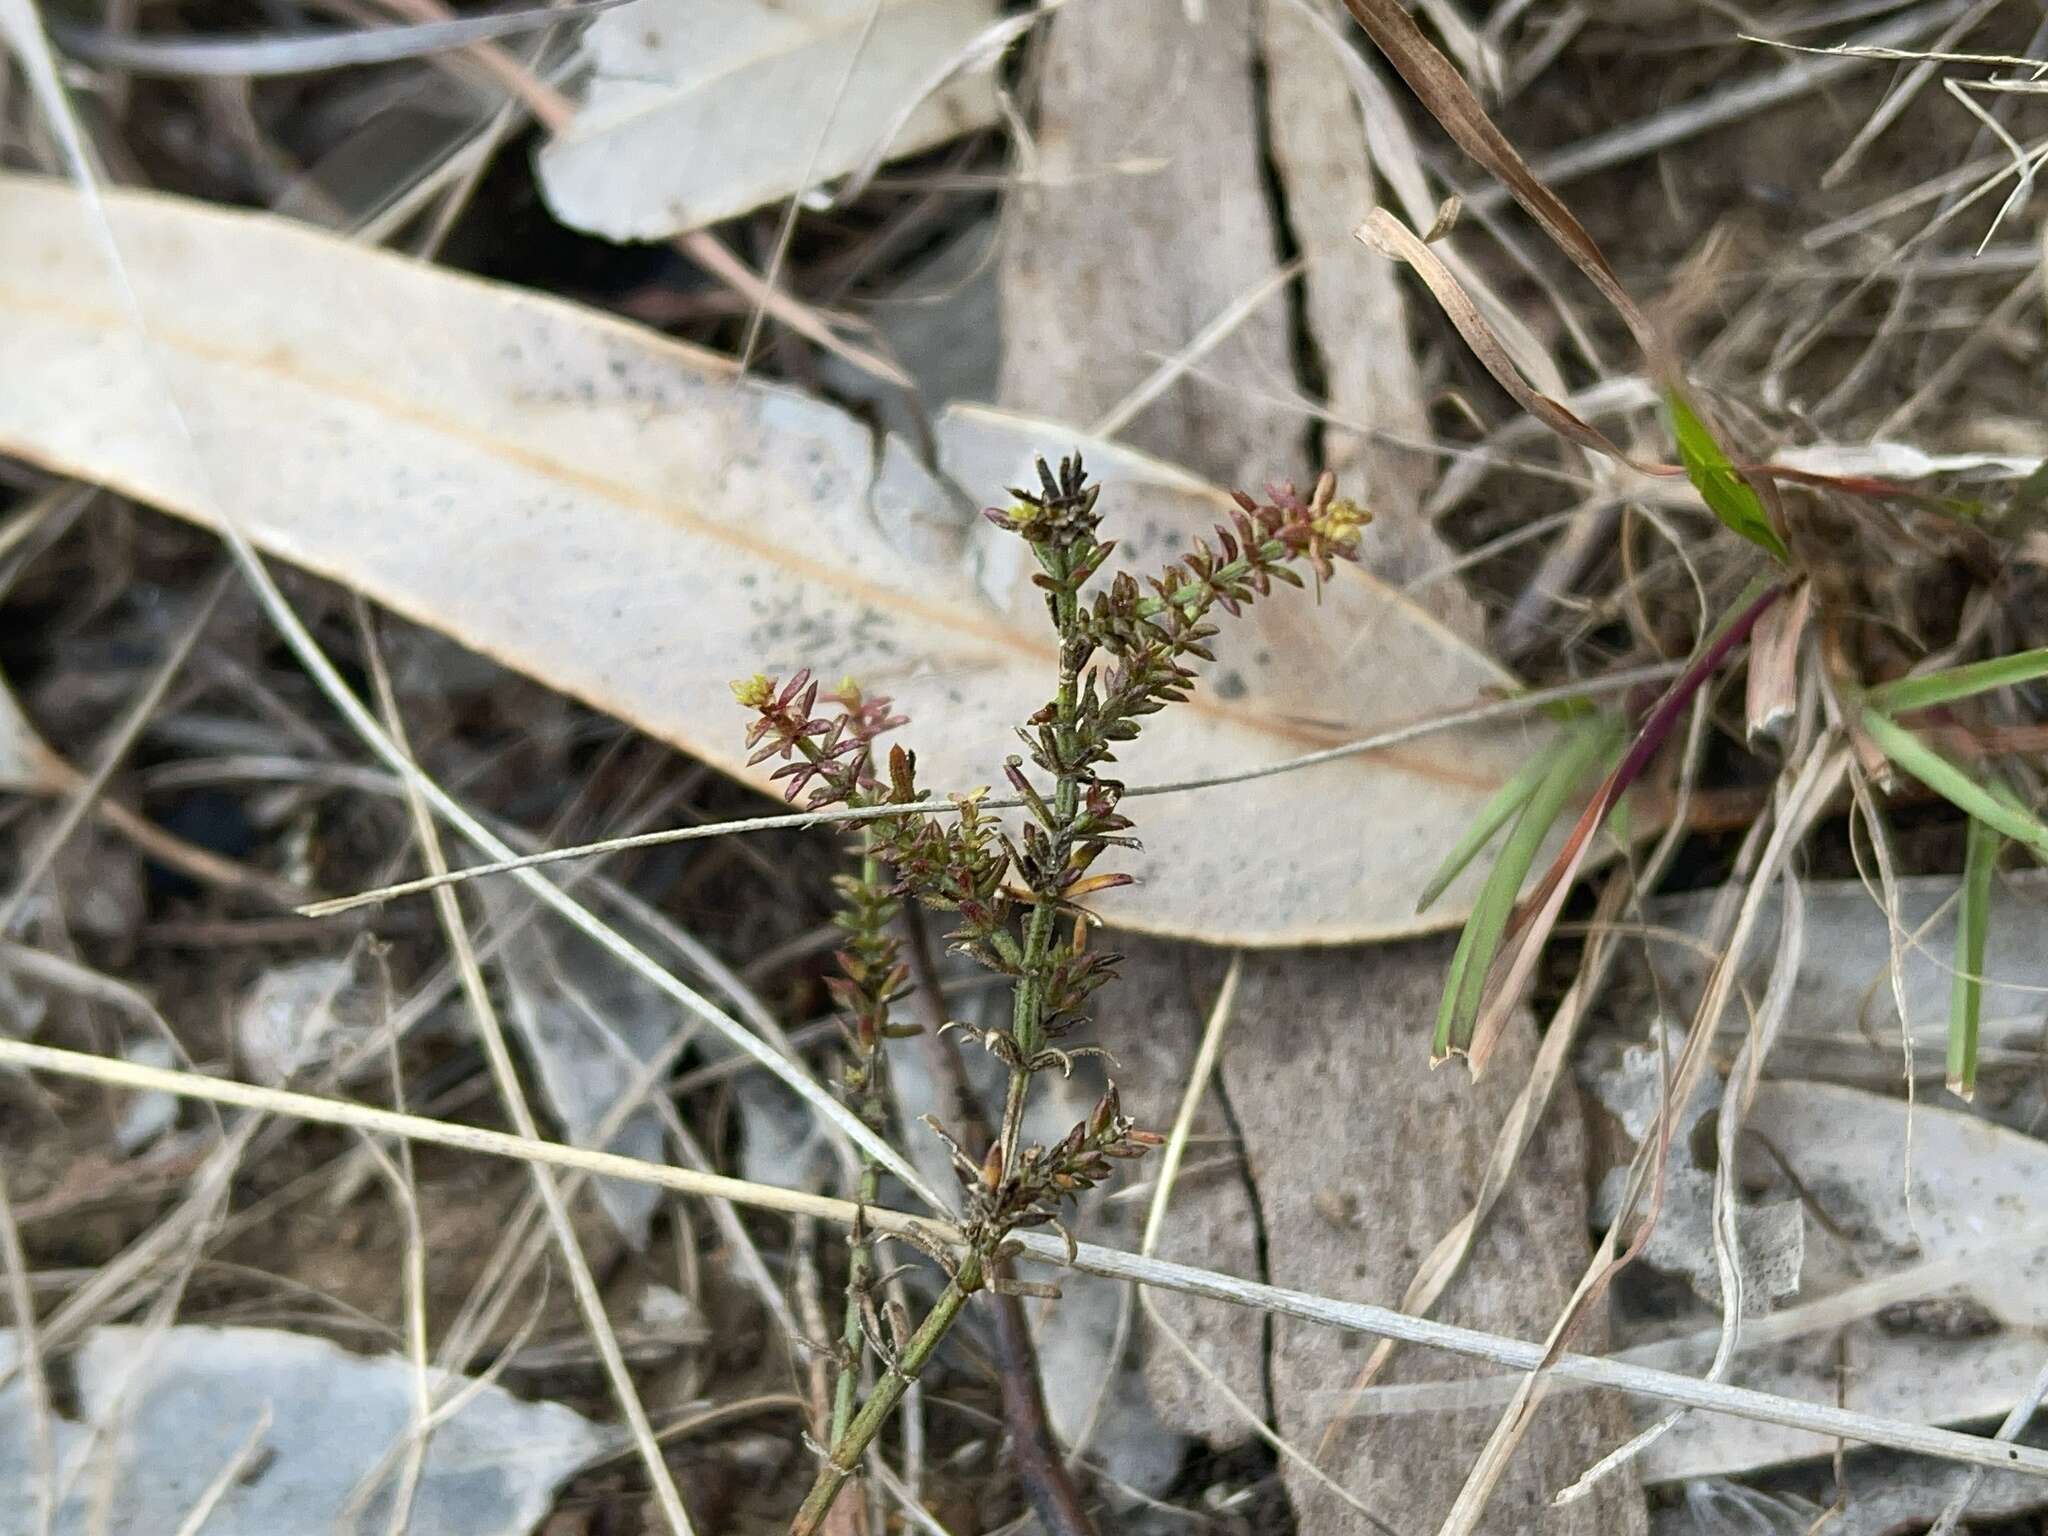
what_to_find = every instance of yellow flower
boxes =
[729,673,775,710]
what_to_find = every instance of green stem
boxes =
[832,831,890,1444]
[791,1252,985,1536]
[830,1161,879,1443]
[1007,557,1084,1150]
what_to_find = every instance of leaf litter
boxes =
[0,174,1547,947]
[0,1326,610,1536]
[536,0,1002,240]
[4,0,2048,1525]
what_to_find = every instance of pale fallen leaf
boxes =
[235,954,380,1086]
[0,175,1542,945]
[536,0,999,240]
[491,886,687,1245]
[0,1325,608,1534]
[1647,872,2048,1083]
[1656,1446,2048,1536]
[1632,1081,2048,1482]
[1587,1021,1805,1314]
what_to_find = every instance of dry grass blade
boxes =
[1434,743,1847,1534]
[1930,1352,2048,1534]
[1466,0,1977,203]
[1355,209,1647,466]
[1091,260,1305,439]
[168,1407,273,1536]
[1559,867,1808,1501]
[1070,953,1241,1461]
[9,1035,2048,1478]
[1338,0,1659,360]
[1820,0,2000,187]
[1745,582,1810,747]
[362,612,696,1534]
[45,0,626,77]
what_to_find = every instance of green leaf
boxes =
[1860,709,2048,861]
[1666,390,1790,565]
[1948,811,2001,1101]
[1863,647,2048,715]
[1434,720,1617,1059]
[1415,736,1572,915]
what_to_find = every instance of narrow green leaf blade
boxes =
[1667,390,1790,565]
[1864,647,2048,716]
[1860,709,2048,861]
[1948,811,2000,1101]
[1434,720,1617,1059]
[1415,736,1571,915]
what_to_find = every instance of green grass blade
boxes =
[1948,811,2001,1101]
[1666,390,1791,565]
[1860,709,2048,861]
[1415,736,1576,914]
[1863,647,2048,715]
[1434,720,1617,1059]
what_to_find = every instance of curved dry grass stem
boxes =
[7,1035,2048,1481]
[0,1162,54,1536]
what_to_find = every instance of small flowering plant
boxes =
[738,455,1370,1534]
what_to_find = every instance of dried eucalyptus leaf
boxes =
[537,0,999,240]
[0,174,1539,946]
[0,1325,608,1535]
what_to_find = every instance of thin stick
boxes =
[302,662,1684,918]
[9,1035,2048,1480]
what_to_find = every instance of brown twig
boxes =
[903,903,1098,1536]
